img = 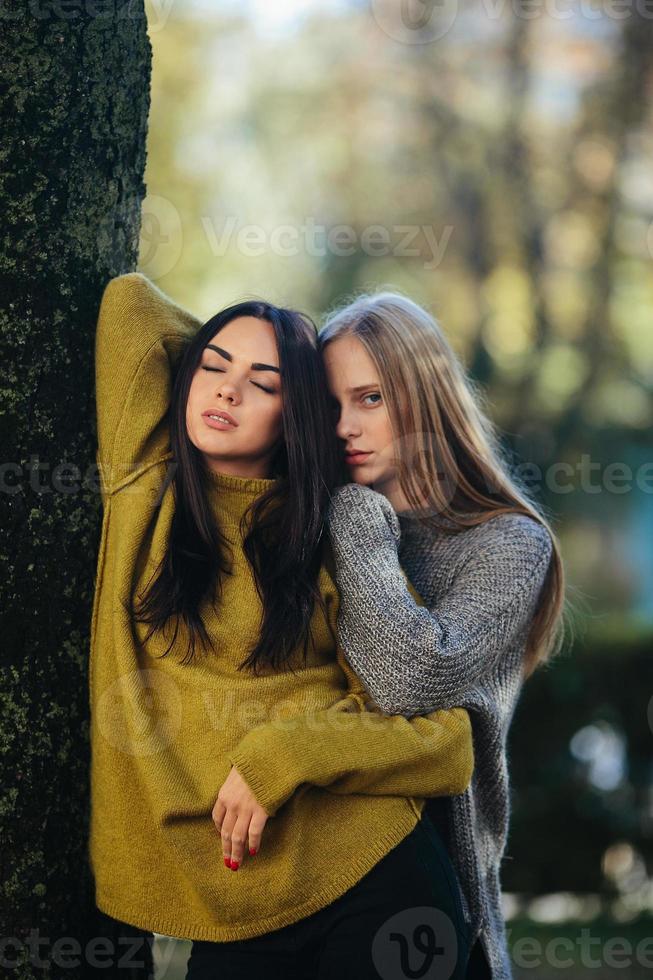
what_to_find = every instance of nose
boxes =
[335,406,361,442]
[215,377,241,406]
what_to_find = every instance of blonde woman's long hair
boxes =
[318,290,568,679]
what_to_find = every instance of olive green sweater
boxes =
[88,271,474,941]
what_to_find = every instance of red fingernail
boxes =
[223,857,231,868]
[249,848,257,856]
[230,860,239,870]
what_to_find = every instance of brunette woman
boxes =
[90,273,478,980]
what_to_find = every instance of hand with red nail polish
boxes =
[212,765,269,870]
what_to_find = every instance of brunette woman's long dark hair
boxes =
[130,300,346,675]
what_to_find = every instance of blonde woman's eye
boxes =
[362,393,382,405]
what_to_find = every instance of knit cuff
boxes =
[227,728,299,818]
[328,483,401,551]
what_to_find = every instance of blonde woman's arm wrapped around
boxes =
[326,483,554,716]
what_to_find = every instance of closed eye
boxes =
[201,365,276,394]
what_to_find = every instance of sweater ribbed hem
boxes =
[94,807,422,943]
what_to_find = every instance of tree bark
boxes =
[0,3,153,977]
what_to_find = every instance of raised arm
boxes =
[327,484,554,717]
[95,272,201,493]
[226,645,474,818]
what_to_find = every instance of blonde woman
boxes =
[318,292,566,980]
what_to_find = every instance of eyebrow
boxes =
[345,383,379,393]
[205,343,280,374]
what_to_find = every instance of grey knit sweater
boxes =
[326,483,554,980]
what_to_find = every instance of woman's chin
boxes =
[348,471,378,488]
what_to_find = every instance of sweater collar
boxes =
[203,467,278,528]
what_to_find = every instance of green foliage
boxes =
[508,620,653,896]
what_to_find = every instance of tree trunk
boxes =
[0,3,153,977]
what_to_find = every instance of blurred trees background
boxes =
[140,0,652,973]
[143,0,653,616]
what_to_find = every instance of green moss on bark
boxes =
[0,4,153,976]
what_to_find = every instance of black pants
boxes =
[466,936,493,978]
[185,812,477,979]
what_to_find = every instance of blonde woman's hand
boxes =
[213,765,269,870]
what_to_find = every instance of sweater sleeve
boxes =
[326,484,554,717]
[95,272,202,494]
[226,658,474,818]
